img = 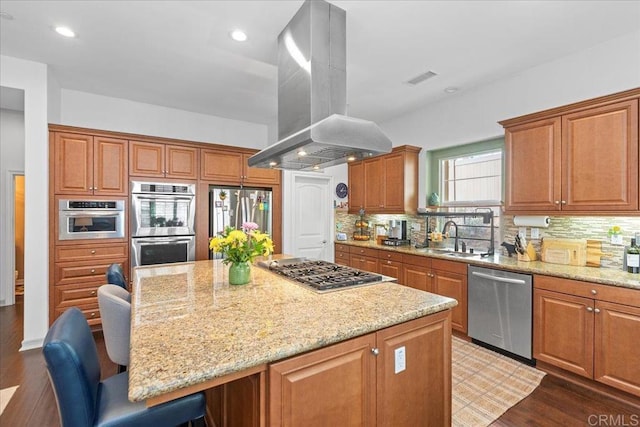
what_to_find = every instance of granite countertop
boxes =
[337,240,640,290]
[128,258,457,402]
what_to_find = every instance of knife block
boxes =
[517,243,538,262]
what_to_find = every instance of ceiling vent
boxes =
[405,70,438,86]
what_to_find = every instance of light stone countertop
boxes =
[337,240,640,290]
[128,258,458,402]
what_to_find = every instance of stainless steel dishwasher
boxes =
[468,265,533,361]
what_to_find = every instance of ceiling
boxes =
[1,1,639,126]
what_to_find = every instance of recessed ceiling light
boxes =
[347,156,356,162]
[297,149,307,157]
[55,26,76,38]
[230,29,247,42]
[444,87,459,94]
[312,165,320,170]
[0,12,14,20]
[269,161,277,167]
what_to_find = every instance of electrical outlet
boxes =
[518,227,527,238]
[531,228,540,239]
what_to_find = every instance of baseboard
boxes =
[20,338,43,352]
[537,361,640,409]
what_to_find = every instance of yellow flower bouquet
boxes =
[209,222,274,265]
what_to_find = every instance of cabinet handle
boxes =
[594,308,601,314]
[561,200,567,205]
[90,269,96,274]
[387,260,391,264]
[90,312,96,317]
[591,289,597,295]
[586,307,593,312]
[371,348,380,356]
[554,200,560,205]
[91,250,96,254]
[90,290,96,296]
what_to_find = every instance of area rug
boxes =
[0,385,19,415]
[452,337,545,427]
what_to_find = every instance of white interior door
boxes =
[283,172,333,261]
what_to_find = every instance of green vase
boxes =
[229,261,251,285]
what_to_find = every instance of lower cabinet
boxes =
[432,259,468,334]
[349,246,379,273]
[334,243,351,266]
[401,254,432,292]
[534,275,640,397]
[378,250,403,282]
[269,310,451,426]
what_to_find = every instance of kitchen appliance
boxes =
[248,0,392,171]
[381,239,410,247]
[468,265,533,361]
[209,186,273,259]
[388,220,407,240]
[259,258,393,293]
[131,181,196,268]
[58,199,125,240]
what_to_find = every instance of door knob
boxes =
[322,240,327,244]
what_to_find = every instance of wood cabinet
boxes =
[334,243,351,266]
[534,275,640,397]
[349,246,379,273]
[401,254,432,292]
[129,140,198,180]
[348,145,420,214]
[502,89,639,213]
[53,132,128,196]
[200,149,280,185]
[269,310,451,426]
[50,242,128,329]
[431,259,468,334]
[377,250,403,282]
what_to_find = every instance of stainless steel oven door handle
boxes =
[133,195,194,201]
[470,271,527,285]
[62,212,121,217]
[134,238,194,244]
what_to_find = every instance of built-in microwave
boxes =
[58,200,126,241]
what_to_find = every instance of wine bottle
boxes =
[627,238,640,274]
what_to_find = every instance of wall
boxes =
[14,170,25,282]
[0,108,25,303]
[61,89,269,148]
[0,55,50,350]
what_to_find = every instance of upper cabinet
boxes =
[53,132,128,196]
[200,149,281,185]
[348,145,420,214]
[501,89,639,214]
[129,141,198,180]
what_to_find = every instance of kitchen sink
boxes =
[443,252,482,258]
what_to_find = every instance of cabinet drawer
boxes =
[54,283,100,307]
[349,246,379,258]
[55,244,127,262]
[55,304,101,327]
[335,251,350,261]
[378,250,403,262]
[534,275,640,307]
[431,258,467,275]
[334,243,350,253]
[55,258,128,285]
[403,253,430,267]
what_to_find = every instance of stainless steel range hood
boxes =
[248,0,392,170]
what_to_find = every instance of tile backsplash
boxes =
[335,209,640,270]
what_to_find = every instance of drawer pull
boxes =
[90,290,96,296]
[90,312,96,317]
[591,289,597,295]
[594,308,601,314]
[91,250,96,254]
[387,260,392,264]
[90,269,96,274]
[586,307,593,312]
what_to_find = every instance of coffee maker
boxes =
[388,220,407,240]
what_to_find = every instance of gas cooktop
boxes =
[259,258,389,293]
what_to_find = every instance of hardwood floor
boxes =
[1,298,638,426]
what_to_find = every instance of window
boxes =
[428,138,504,206]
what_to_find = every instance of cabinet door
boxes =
[54,132,93,195]
[201,150,243,182]
[129,141,165,177]
[93,137,128,195]
[401,263,432,292]
[269,333,376,427]
[533,289,594,378]
[379,261,402,282]
[432,268,467,333]
[376,311,451,427]
[562,99,639,211]
[166,145,198,179]
[350,255,378,273]
[335,250,350,266]
[382,153,404,212]
[364,158,384,211]
[348,161,364,213]
[242,153,280,185]
[504,118,562,212]
[594,301,640,397]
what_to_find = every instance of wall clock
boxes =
[336,182,348,198]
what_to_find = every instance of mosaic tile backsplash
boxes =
[335,210,640,271]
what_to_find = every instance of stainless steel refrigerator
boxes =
[209,186,273,259]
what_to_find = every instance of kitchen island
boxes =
[128,258,457,426]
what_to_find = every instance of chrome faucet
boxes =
[442,220,459,252]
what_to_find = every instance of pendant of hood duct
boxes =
[248,0,392,171]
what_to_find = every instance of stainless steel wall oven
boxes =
[58,199,126,241]
[131,181,196,268]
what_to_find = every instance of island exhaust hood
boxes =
[248,0,392,170]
